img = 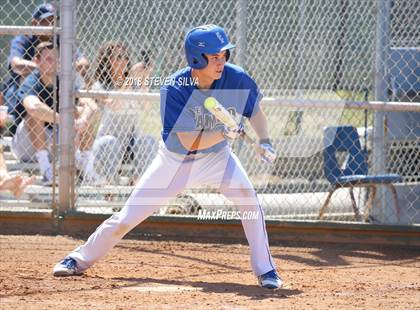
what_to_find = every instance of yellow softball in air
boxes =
[204,97,217,110]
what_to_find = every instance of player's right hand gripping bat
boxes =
[204,97,276,163]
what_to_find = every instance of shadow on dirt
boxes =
[110,276,303,300]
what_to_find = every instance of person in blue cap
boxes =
[3,3,89,134]
[52,25,283,289]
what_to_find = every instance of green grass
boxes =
[336,89,374,127]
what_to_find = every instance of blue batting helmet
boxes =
[32,3,55,21]
[184,24,235,69]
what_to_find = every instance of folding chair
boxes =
[319,126,402,221]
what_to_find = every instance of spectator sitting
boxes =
[3,3,89,134]
[84,42,157,185]
[11,42,96,185]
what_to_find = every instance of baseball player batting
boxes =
[53,24,282,289]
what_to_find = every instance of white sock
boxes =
[82,151,100,179]
[76,149,89,170]
[35,150,52,176]
[75,149,83,170]
[79,151,91,170]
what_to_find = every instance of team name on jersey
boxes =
[190,106,237,130]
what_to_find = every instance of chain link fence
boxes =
[0,0,60,207]
[1,0,419,225]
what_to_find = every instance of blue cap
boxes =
[32,3,55,20]
[185,24,235,69]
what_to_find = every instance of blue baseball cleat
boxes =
[258,269,283,289]
[53,257,83,277]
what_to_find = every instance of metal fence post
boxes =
[234,0,247,157]
[372,0,391,223]
[297,0,306,98]
[59,0,75,214]
[236,0,247,69]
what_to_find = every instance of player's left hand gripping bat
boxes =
[204,97,276,162]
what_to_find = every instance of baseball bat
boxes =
[203,97,269,157]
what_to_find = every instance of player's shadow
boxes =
[115,244,248,272]
[272,243,420,269]
[109,276,302,300]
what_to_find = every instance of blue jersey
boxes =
[13,70,58,133]
[3,35,82,97]
[160,63,263,154]
[3,35,40,96]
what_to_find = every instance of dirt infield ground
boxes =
[1,235,419,309]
